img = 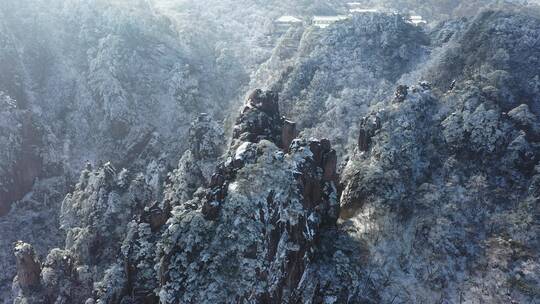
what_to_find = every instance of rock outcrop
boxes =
[232,89,283,147]
[13,242,41,292]
[158,90,342,303]
[393,84,409,103]
[11,90,347,303]
[12,162,155,303]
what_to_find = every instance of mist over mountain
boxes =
[1,0,539,303]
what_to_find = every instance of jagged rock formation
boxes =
[0,176,67,303]
[232,89,283,148]
[13,242,41,292]
[11,162,155,303]
[4,3,540,304]
[10,91,350,303]
[158,90,342,303]
[160,141,340,302]
[8,113,225,303]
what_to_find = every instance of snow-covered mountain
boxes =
[2,0,540,303]
[0,0,251,299]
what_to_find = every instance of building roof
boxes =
[410,20,427,25]
[349,8,379,13]
[407,15,427,26]
[313,15,349,22]
[276,16,302,23]
[312,15,349,28]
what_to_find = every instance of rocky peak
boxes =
[13,242,41,292]
[232,89,284,149]
[203,90,306,220]
[507,103,540,140]
[247,89,280,115]
[156,91,342,303]
[160,141,340,303]
[393,84,409,103]
[281,119,297,152]
[188,113,224,161]
[9,89,343,303]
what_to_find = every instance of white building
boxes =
[312,15,349,29]
[276,16,303,24]
[349,8,379,14]
[408,15,427,26]
[346,2,363,9]
[274,16,303,33]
